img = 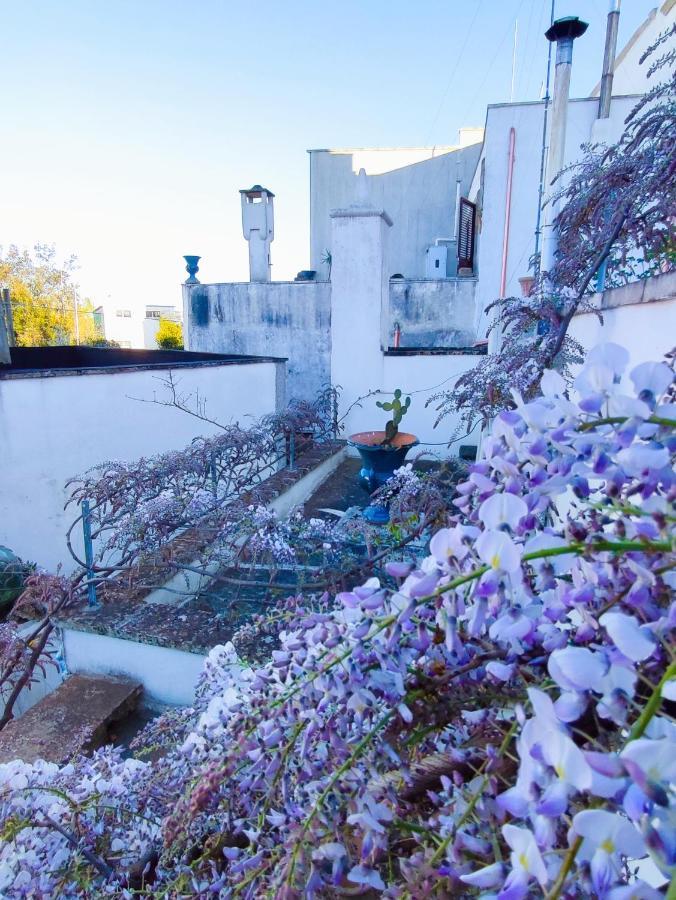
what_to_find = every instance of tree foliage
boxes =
[155,317,183,350]
[0,244,101,347]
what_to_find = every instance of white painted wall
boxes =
[63,628,205,707]
[330,205,390,440]
[329,201,482,458]
[101,303,144,348]
[382,353,483,456]
[0,360,283,572]
[569,272,676,367]
[472,95,639,338]
[310,141,482,279]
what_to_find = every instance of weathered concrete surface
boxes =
[184,280,331,401]
[0,674,142,764]
[389,278,478,348]
[309,142,482,278]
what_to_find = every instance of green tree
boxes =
[156,317,183,350]
[0,244,101,346]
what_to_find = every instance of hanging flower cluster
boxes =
[0,343,674,897]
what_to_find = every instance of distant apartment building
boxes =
[143,304,182,349]
[96,303,182,348]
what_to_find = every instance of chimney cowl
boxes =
[239,184,275,198]
[545,16,589,43]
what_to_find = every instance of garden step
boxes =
[0,674,142,765]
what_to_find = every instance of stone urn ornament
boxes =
[348,389,418,524]
[184,255,201,284]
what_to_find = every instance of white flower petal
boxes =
[599,612,656,662]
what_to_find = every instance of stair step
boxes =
[0,674,142,765]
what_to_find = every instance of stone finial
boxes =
[355,167,370,206]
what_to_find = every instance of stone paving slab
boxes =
[0,674,142,764]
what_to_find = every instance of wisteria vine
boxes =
[0,341,673,898]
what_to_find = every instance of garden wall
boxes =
[184,280,331,402]
[0,354,285,572]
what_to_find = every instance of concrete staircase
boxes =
[0,674,142,765]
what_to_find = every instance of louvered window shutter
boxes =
[457,198,476,270]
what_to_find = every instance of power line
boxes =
[423,0,485,148]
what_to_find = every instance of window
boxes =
[458,198,477,270]
[118,341,132,348]
[146,310,161,319]
[115,309,132,318]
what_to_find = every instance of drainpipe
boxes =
[453,176,462,240]
[598,0,621,120]
[393,321,401,348]
[499,127,516,298]
[541,16,589,277]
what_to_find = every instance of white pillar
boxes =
[330,203,392,438]
[240,186,274,282]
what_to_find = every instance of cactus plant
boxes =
[0,546,31,617]
[376,388,411,445]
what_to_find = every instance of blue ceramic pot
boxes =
[348,431,419,494]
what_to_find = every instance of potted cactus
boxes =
[348,390,419,521]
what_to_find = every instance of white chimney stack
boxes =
[240,184,274,282]
[541,16,588,276]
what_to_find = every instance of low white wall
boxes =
[0,360,283,572]
[338,349,483,459]
[569,273,676,367]
[0,628,65,721]
[380,353,483,457]
[63,629,204,707]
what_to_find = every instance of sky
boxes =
[0,0,660,317]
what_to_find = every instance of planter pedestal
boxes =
[347,431,419,524]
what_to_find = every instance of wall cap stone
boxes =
[329,207,393,226]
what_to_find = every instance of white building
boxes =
[99,303,143,348]
[142,303,182,349]
[185,2,675,457]
[96,302,182,349]
[309,129,483,280]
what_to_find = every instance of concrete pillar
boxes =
[329,202,392,438]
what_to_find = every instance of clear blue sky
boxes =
[0,0,659,314]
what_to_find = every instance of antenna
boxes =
[533,0,555,274]
[510,19,519,102]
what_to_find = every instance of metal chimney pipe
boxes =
[541,16,589,275]
[598,0,621,119]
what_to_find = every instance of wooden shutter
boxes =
[457,198,476,270]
